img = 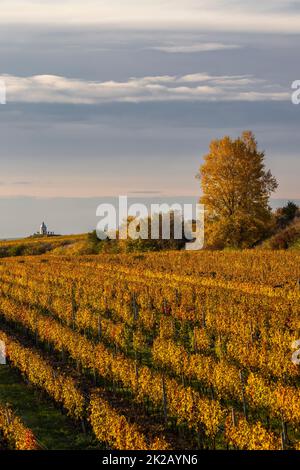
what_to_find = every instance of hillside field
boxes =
[0,250,300,450]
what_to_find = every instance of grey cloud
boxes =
[12,181,32,185]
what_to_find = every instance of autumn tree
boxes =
[197,131,278,248]
[275,201,299,229]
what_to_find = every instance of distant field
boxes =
[0,226,299,261]
[0,234,85,245]
[0,234,86,246]
[0,234,87,258]
[0,250,300,450]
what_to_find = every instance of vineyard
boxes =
[0,250,300,450]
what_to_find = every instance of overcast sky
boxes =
[0,1,299,237]
[0,1,300,32]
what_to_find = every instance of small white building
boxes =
[39,222,47,236]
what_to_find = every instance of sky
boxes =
[0,1,299,237]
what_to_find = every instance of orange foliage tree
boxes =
[197,131,278,248]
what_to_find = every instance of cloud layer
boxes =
[149,42,241,53]
[1,73,289,105]
[0,1,299,33]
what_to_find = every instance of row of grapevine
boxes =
[0,295,225,440]
[0,403,38,450]
[0,328,168,450]
[0,294,284,449]
[0,252,299,450]
[1,261,299,381]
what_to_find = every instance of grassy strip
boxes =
[0,365,98,450]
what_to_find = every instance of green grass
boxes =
[290,237,300,250]
[0,365,100,450]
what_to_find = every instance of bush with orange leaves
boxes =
[225,414,280,450]
[89,393,170,450]
[0,404,38,450]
